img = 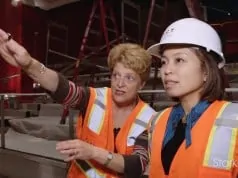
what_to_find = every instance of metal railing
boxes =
[1,88,238,148]
[138,87,238,94]
[0,93,47,149]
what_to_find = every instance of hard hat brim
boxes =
[147,42,225,69]
[147,43,160,58]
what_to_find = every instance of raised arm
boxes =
[49,73,90,110]
[0,29,89,110]
[0,29,58,92]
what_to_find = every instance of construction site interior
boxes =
[0,0,238,177]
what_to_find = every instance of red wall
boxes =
[0,0,22,93]
[0,1,91,93]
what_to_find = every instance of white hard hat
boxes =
[147,18,225,68]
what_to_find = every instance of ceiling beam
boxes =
[184,0,204,20]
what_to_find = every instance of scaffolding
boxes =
[45,22,69,67]
[45,0,166,74]
[44,0,168,123]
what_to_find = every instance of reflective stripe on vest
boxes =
[127,104,156,146]
[148,109,169,155]
[203,102,238,170]
[88,88,108,134]
[75,160,106,178]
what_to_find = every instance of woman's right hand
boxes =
[0,29,60,93]
[0,29,33,68]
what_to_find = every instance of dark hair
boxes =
[193,48,225,101]
[160,44,225,102]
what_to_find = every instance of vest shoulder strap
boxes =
[127,103,156,146]
[203,102,238,170]
[87,87,109,134]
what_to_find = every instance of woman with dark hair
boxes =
[146,18,238,178]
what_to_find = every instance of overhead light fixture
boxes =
[11,0,22,7]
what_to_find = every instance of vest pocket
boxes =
[82,128,107,148]
[198,166,232,178]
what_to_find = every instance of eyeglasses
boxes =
[111,72,136,84]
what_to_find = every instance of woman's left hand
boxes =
[56,139,96,161]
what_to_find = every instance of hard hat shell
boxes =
[147,18,225,68]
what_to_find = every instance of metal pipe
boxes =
[74,0,98,77]
[77,0,98,60]
[0,95,5,148]
[48,49,109,71]
[49,49,81,61]
[184,0,204,20]
[143,0,155,47]
[99,0,110,52]
[139,88,238,94]
[109,4,120,43]
[138,2,141,44]
[121,0,125,42]
[59,36,123,74]
[0,93,47,97]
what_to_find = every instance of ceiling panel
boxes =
[21,0,80,10]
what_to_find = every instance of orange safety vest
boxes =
[68,87,155,178]
[149,100,238,178]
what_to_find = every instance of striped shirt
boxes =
[50,73,149,178]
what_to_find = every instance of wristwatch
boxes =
[104,152,113,166]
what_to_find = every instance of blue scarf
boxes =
[162,100,210,148]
